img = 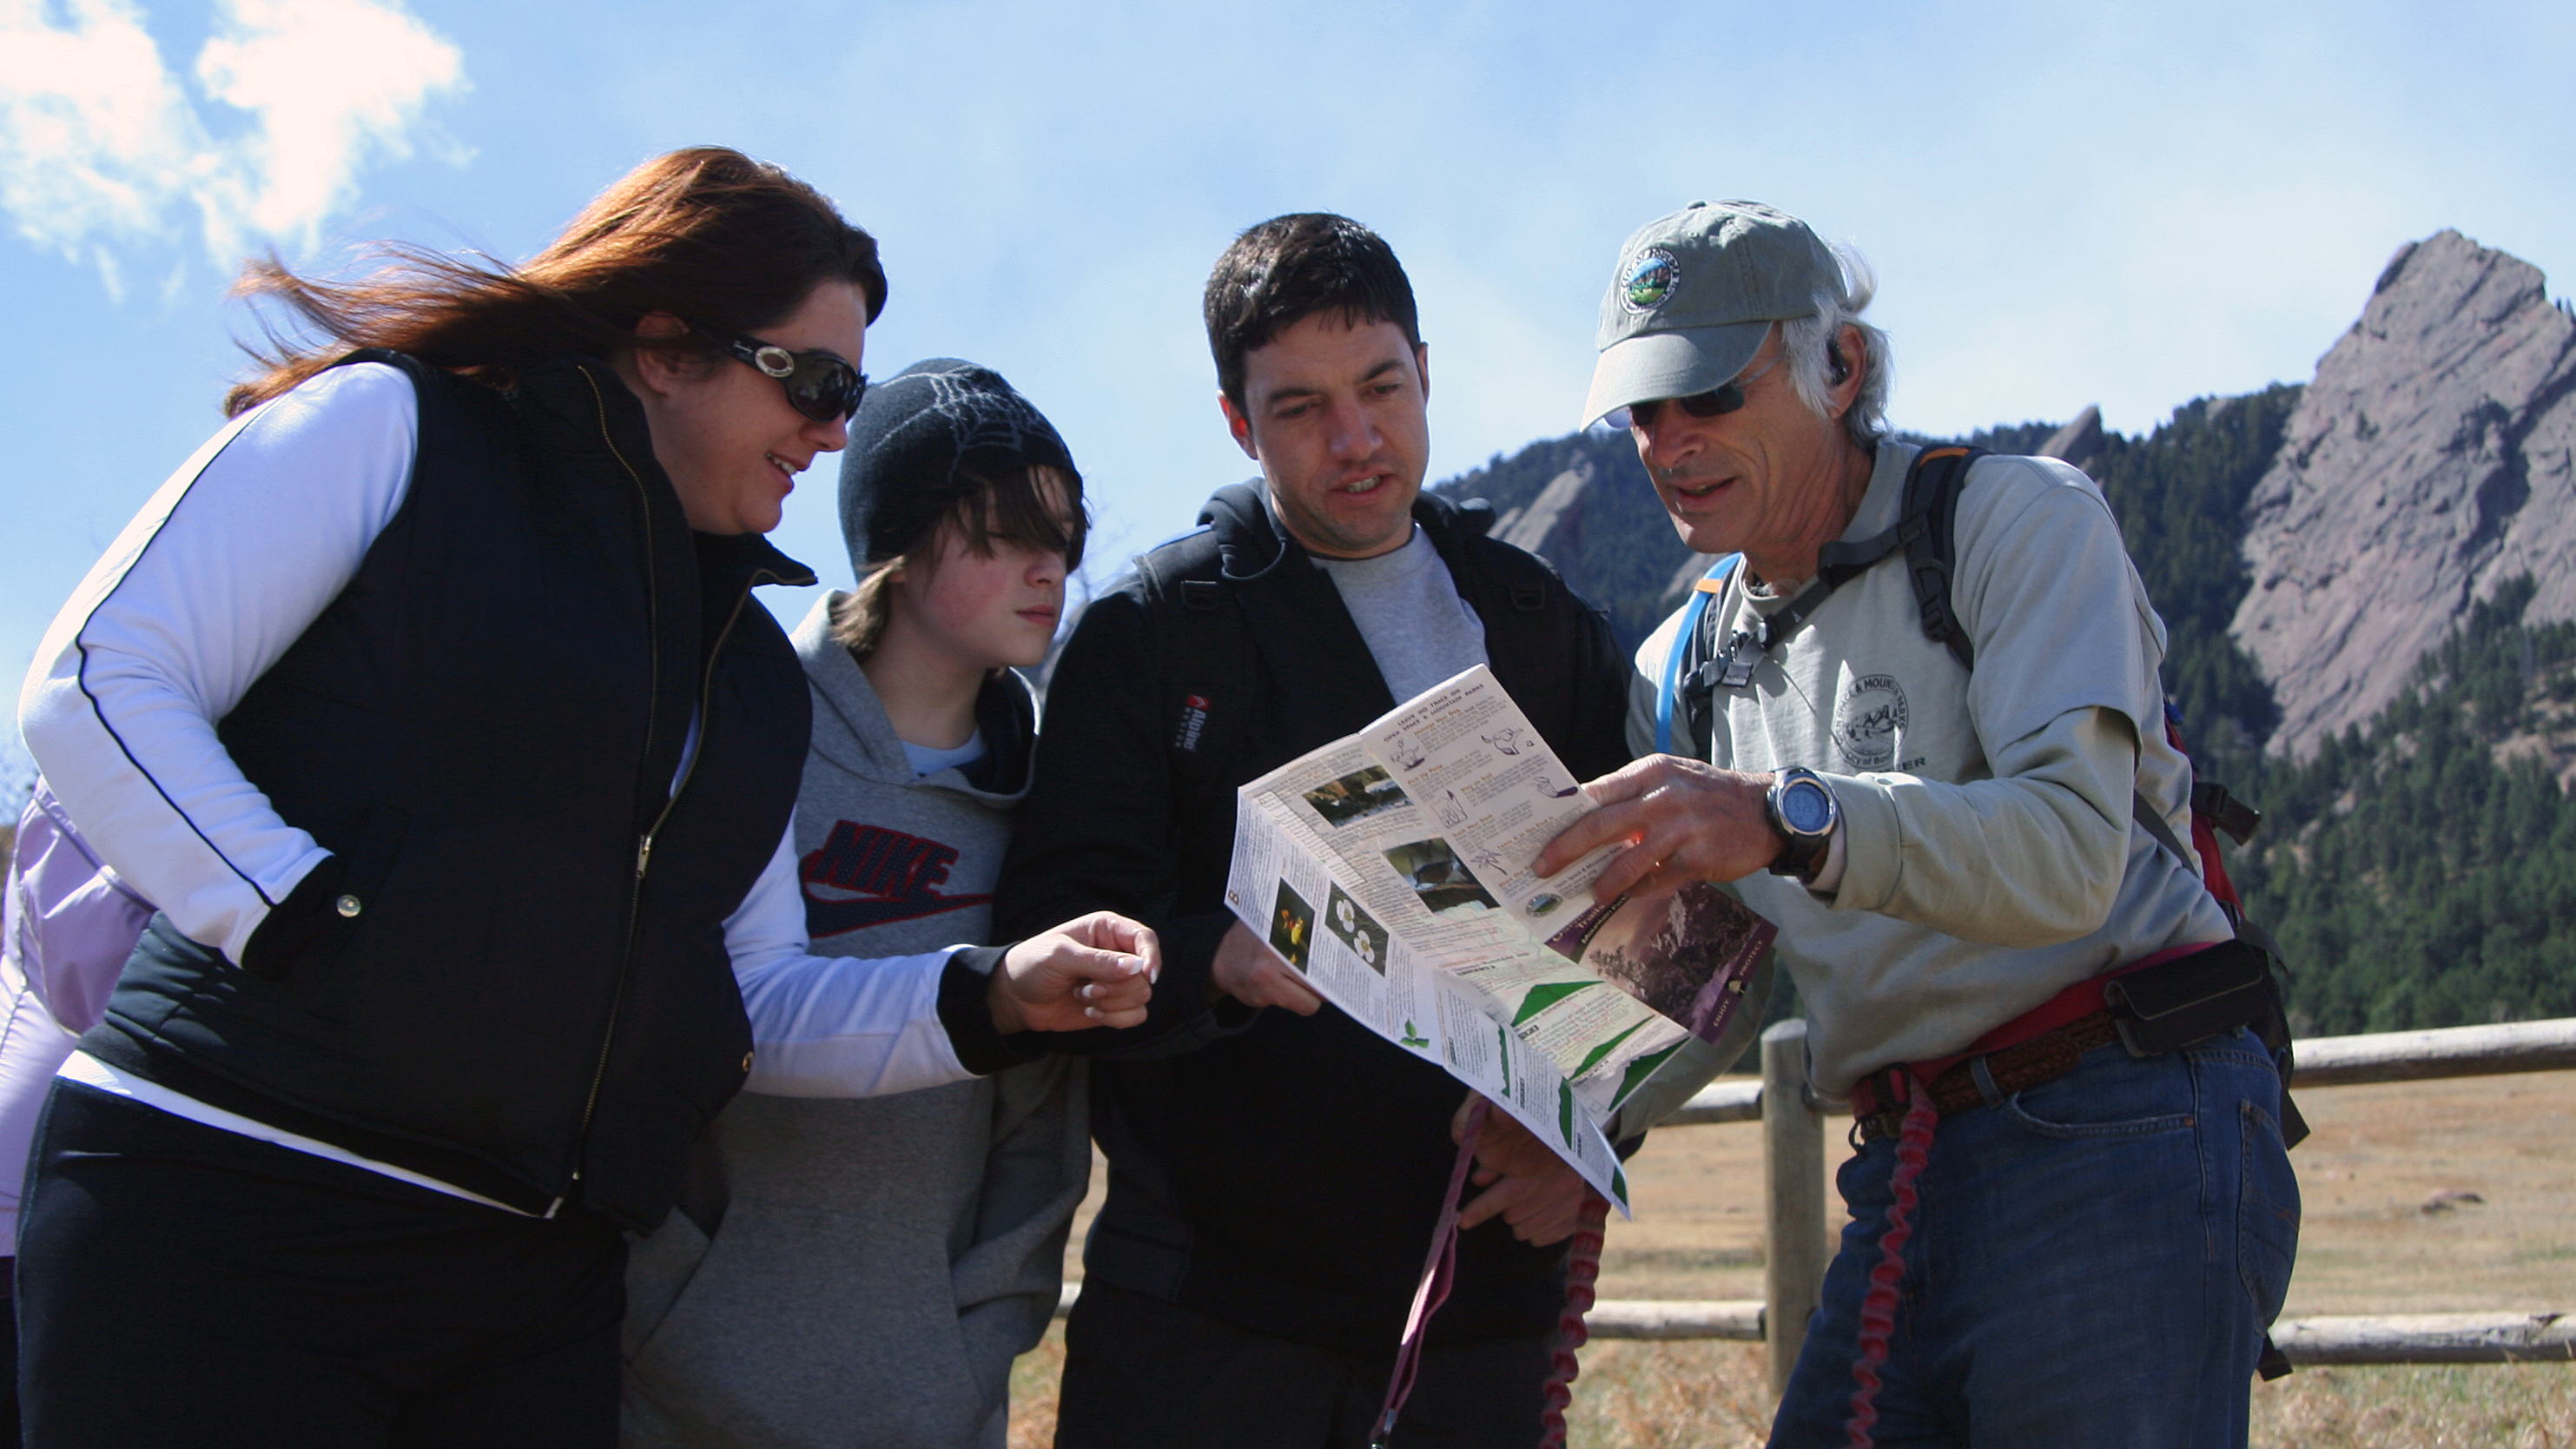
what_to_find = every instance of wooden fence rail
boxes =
[1575,1303,2576,1365]
[1052,1016,2576,1382]
[1650,1015,2576,1390]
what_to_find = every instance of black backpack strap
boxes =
[2131,788,2197,873]
[2190,780,2263,846]
[1463,531,1561,615]
[1138,537,1258,823]
[1692,444,1990,701]
[1899,445,1983,669]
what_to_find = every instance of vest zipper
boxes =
[568,549,796,1202]
[563,363,670,1208]
[578,366,664,774]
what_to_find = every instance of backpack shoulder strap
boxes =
[1456,528,1560,616]
[1133,529,1258,811]
[1655,554,1740,756]
[1666,443,1986,744]
[1899,445,1984,669]
[2131,787,2200,877]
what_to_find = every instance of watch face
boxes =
[1780,779,1835,834]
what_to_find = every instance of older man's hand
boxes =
[1534,754,1782,901]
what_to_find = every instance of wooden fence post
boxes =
[1762,1018,1827,1398]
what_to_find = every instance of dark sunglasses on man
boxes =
[1604,347,1782,432]
[688,320,868,422]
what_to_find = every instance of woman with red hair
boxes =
[14,148,1152,1447]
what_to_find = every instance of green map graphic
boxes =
[1512,980,1595,1027]
[1614,1042,1684,1105]
[1571,1020,1645,1080]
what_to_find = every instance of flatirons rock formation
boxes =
[2039,405,2104,474]
[2231,230,2576,758]
[1443,431,1701,650]
[1492,453,1594,575]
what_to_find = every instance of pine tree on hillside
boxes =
[2085,384,2302,764]
[2226,579,2576,1034]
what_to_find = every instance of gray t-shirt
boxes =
[1626,442,2232,1095]
[1311,524,1489,702]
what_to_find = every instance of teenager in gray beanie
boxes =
[623,358,1091,1449]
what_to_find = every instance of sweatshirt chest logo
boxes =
[800,820,989,936]
[1832,673,1908,771]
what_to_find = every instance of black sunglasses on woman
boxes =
[689,319,869,421]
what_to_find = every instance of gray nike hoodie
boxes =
[622,594,1086,1449]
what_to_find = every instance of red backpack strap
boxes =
[2157,710,2258,916]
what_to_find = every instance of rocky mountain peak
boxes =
[1438,430,1701,648]
[2039,405,2104,473]
[1492,451,1595,564]
[2229,229,2576,758]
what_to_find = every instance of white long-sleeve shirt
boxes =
[17,363,977,1204]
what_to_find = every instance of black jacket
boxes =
[85,351,816,1233]
[996,482,1630,1350]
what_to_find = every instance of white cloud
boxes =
[0,0,463,288]
[0,0,203,290]
[192,0,465,259]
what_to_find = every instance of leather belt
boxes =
[1852,1009,2122,1142]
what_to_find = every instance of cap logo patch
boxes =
[1622,249,1679,314]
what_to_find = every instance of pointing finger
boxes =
[1532,807,1632,880]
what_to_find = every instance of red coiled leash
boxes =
[1846,1072,1937,1449]
[1535,1188,1613,1449]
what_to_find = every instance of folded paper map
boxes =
[1224,665,1775,1213]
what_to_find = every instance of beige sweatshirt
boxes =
[1626,442,2232,1095]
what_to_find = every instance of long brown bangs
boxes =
[945,464,1089,571]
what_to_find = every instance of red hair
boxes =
[226,147,885,415]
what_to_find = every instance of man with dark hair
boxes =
[996,215,1635,1447]
[1204,212,1425,417]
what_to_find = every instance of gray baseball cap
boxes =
[1581,201,1846,427]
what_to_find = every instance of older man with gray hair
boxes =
[1536,202,2299,1446]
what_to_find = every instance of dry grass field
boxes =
[1008,1069,2576,1447]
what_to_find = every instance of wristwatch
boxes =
[1766,767,1839,883]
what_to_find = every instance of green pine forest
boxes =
[1437,387,2576,1035]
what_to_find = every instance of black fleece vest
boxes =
[87,352,815,1232]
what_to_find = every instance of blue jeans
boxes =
[1768,1030,2299,1449]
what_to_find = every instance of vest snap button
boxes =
[335,894,363,918]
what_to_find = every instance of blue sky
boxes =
[3,0,2572,771]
